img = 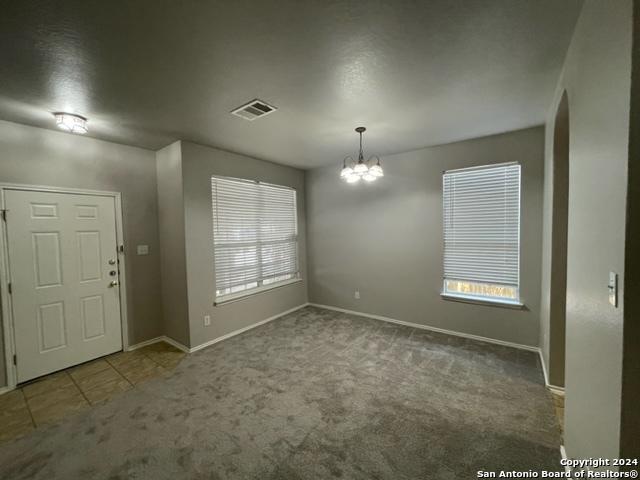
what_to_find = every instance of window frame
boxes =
[211,175,301,305]
[440,162,524,308]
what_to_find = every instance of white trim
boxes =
[440,293,524,310]
[560,446,574,478]
[0,183,130,390]
[126,336,166,351]
[538,348,565,394]
[113,193,129,350]
[127,335,190,354]
[444,161,520,174]
[160,336,190,353]
[189,303,309,353]
[126,303,309,355]
[0,386,12,396]
[549,385,565,395]
[539,348,551,388]
[214,277,302,306]
[0,189,16,392]
[309,303,539,352]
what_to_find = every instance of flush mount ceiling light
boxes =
[340,127,383,183]
[54,112,88,134]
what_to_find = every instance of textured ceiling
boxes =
[0,0,582,169]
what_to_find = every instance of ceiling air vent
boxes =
[231,99,277,121]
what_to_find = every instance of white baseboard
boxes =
[309,302,539,352]
[126,336,165,351]
[105,305,311,356]
[188,303,309,353]
[0,385,13,396]
[161,336,191,353]
[538,348,565,394]
[127,335,190,353]
[560,446,573,478]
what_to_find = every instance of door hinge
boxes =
[7,282,12,294]
[1,209,6,222]
[13,354,16,365]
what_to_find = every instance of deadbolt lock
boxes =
[108,259,116,265]
[109,280,119,287]
[109,270,117,276]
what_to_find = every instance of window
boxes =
[211,176,299,302]
[442,162,521,305]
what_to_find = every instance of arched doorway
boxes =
[548,91,569,388]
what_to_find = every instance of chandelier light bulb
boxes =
[54,112,88,134]
[340,165,354,179]
[353,162,368,174]
[346,173,360,183]
[363,173,377,182]
[369,163,384,178]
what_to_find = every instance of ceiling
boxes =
[0,0,582,169]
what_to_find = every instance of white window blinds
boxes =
[211,176,299,300]
[442,163,521,302]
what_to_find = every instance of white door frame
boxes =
[0,183,130,392]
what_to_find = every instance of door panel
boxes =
[77,231,102,281]
[32,232,63,287]
[5,190,123,383]
[81,294,105,340]
[38,302,66,351]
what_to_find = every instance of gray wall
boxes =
[306,126,544,347]
[0,120,163,387]
[180,141,308,348]
[540,0,631,461]
[156,142,190,346]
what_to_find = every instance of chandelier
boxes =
[340,127,384,183]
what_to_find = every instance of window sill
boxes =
[214,278,302,306]
[440,293,525,310]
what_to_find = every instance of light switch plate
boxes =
[608,271,618,307]
[136,245,149,255]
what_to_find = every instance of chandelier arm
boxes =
[343,155,355,167]
[367,155,381,165]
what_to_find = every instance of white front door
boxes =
[5,190,123,383]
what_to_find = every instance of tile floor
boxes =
[0,341,185,444]
[551,391,565,438]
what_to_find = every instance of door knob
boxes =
[109,280,119,287]
[109,270,117,276]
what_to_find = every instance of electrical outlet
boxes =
[204,315,211,326]
[354,290,360,300]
